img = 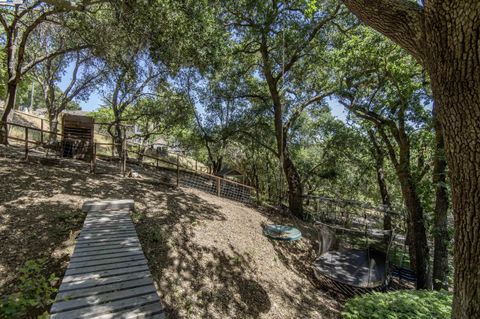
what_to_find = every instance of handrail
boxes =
[7,121,62,137]
[126,148,254,190]
[304,194,402,216]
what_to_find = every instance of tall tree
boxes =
[368,129,393,230]
[182,68,250,175]
[32,49,103,141]
[0,0,100,144]
[340,1,479,316]
[221,0,340,218]
[334,27,432,288]
[102,53,161,156]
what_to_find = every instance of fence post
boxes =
[24,127,29,160]
[122,130,127,177]
[40,119,44,144]
[90,142,96,173]
[217,177,221,197]
[111,137,115,158]
[156,158,159,168]
[195,160,197,172]
[176,154,180,187]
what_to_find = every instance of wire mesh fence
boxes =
[180,170,253,203]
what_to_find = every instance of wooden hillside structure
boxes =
[61,113,94,160]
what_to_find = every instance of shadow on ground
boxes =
[0,145,340,318]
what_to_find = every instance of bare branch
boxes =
[20,45,88,76]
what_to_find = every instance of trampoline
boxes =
[313,221,393,296]
[314,248,387,289]
[263,224,302,241]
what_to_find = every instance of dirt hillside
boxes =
[0,145,341,318]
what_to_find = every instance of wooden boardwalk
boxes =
[50,200,165,319]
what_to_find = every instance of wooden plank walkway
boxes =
[50,200,165,319]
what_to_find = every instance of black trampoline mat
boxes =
[313,249,387,288]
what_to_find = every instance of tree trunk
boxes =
[397,168,430,289]
[283,154,304,219]
[376,159,392,230]
[114,122,123,157]
[0,81,18,145]
[369,131,392,230]
[429,61,480,317]
[425,5,480,315]
[212,157,223,175]
[340,1,479,316]
[377,124,430,289]
[48,112,60,143]
[271,97,304,217]
[138,138,147,163]
[431,109,450,291]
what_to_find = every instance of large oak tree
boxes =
[221,0,340,217]
[340,0,479,317]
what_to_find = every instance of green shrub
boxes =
[342,290,452,319]
[0,259,58,319]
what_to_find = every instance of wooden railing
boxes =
[5,121,255,203]
[6,122,63,160]
[91,141,255,203]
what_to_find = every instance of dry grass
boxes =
[0,145,341,318]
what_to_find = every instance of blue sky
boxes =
[57,62,103,112]
[58,63,348,121]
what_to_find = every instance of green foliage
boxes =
[0,259,58,319]
[342,290,452,319]
[89,106,115,124]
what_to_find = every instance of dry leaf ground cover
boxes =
[0,145,341,318]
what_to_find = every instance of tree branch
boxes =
[341,0,425,62]
[285,91,334,130]
[21,45,88,76]
[239,129,279,157]
[275,4,341,82]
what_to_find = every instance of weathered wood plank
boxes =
[77,231,137,240]
[58,271,151,292]
[82,221,134,227]
[82,199,134,212]
[78,232,136,239]
[81,223,134,230]
[69,251,144,262]
[79,228,136,235]
[65,259,147,276]
[73,242,139,254]
[74,238,139,249]
[71,247,143,259]
[75,234,138,244]
[56,277,155,300]
[68,254,145,269]
[86,301,165,319]
[51,285,158,313]
[50,293,161,318]
[62,262,149,284]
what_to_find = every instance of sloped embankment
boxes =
[0,145,340,318]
